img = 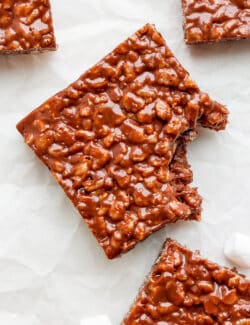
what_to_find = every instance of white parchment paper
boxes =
[0,1,250,324]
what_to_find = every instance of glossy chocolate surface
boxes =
[0,0,56,53]
[17,24,228,258]
[182,0,250,43]
[122,239,250,324]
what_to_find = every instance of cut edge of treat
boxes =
[185,35,250,45]
[0,46,57,55]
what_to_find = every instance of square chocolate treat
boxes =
[17,24,228,258]
[182,0,250,44]
[122,239,250,324]
[0,0,56,54]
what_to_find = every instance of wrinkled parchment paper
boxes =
[0,0,250,324]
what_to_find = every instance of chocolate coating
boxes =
[0,0,56,53]
[17,24,228,258]
[182,0,250,43]
[122,239,250,324]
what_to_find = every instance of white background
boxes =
[0,0,250,324]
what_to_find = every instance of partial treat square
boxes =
[17,24,228,258]
[0,0,56,54]
[182,0,250,44]
[122,239,250,324]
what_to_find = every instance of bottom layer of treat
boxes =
[0,47,57,55]
[122,239,250,324]
[185,35,250,45]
